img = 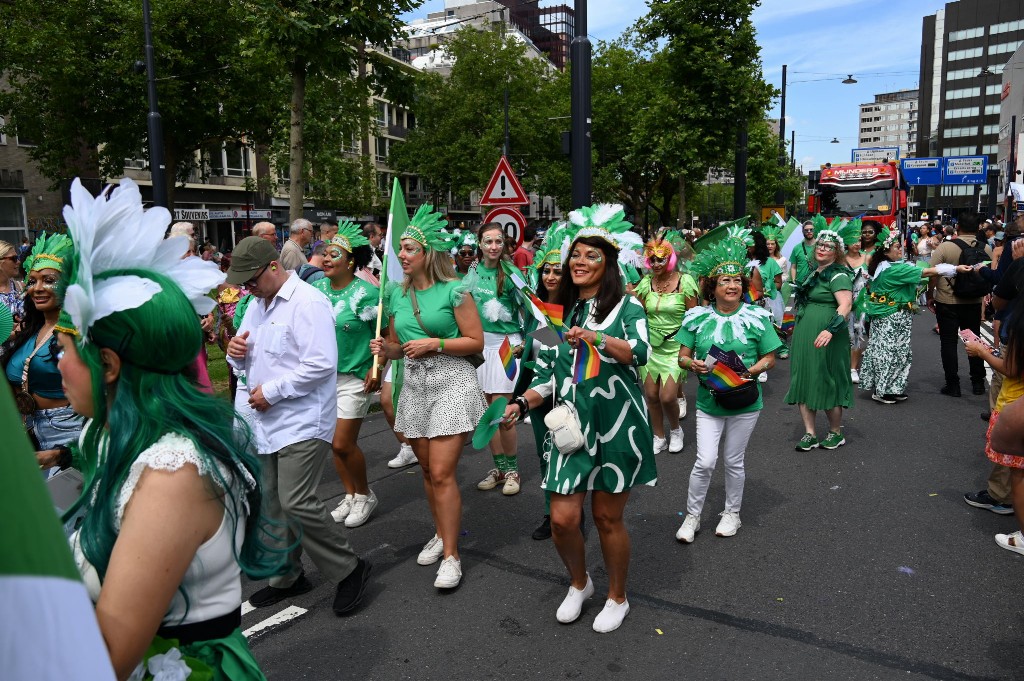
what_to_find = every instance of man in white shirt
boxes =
[280,218,313,271]
[226,236,371,615]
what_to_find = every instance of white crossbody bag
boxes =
[543,399,585,456]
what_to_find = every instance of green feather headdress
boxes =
[761,225,782,243]
[452,229,478,252]
[812,214,861,252]
[531,222,570,269]
[726,226,754,247]
[401,204,454,252]
[24,232,73,281]
[689,237,749,279]
[329,220,370,253]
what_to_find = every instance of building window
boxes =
[124,150,148,170]
[947,67,982,81]
[949,27,984,41]
[985,104,1001,116]
[378,172,391,196]
[0,195,26,231]
[990,40,1024,56]
[984,124,1000,135]
[944,107,979,119]
[224,143,247,177]
[985,84,1002,96]
[948,47,983,61]
[945,87,980,100]
[0,117,5,145]
[376,137,389,162]
[991,20,1024,35]
[342,133,360,154]
[375,101,387,127]
[943,126,978,138]
[16,133,37,147]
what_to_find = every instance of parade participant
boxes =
[227,235,372,615]
[502,203,654,634]
[633,233,698,454]
[370,205,486,590]
[762,226,790,359]
[858,227,969,404]
[452,230,477,278]
[748,230,780,383]
[675,237,782,543]
[314,224,382,528]
[845,226,869,384]
[785,216,859,451]
[789,220,817,286]
[860,220,881,261]
[464,222,527,495]
[0,239,24,330]
[50,178,275,680]
[1,233,85,457]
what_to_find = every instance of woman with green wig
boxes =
[43,178,280,680]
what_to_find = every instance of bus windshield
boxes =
[818,182,895,216]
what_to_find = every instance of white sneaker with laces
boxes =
[715,511,741,537]
[387,443,417,469]
[344,491,378,528]
[653,435,667,454]
[592,598,630,633]
[556,574,594,623]
[331,495,354,523]
[851,369,860,384]
[502,470,521,495]
[434,556,462,589]
[675,513,700,543]
[668,427,684,453]
[678,394,687,419]
[417,535,444,565]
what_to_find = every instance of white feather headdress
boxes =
[566,203,643,267]
[62,178,225,340]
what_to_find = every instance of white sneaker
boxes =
[715,511,741,537]
[344,491,378,528]
[502,470,521,496]
[434,556,462,589]
[653,435,667,454]
[417,535,444,565]
[850,369,860,384]
[592,598,630,633]
[556,574,594,624]
[678,394,687,419]
[757,372,767,384]
[668,427,684,453]
[330,495,354,523]
[387,443,417,469]
[675,513,700,543]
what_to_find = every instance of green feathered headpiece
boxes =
[689,236,750,279]
[53,308,80,338]
[401,204,454,252]
[812,215,861,252]
[567,203,643,267]
[531,222,570,269]
[761,225,782,243]
[24,232,73,281]
[453,229,478,252]
[726,226,754,247]
[877,226,900,251]
[329,220,370,253]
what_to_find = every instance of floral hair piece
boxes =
[566,203,643,267]
[689,237,749,279]
[329,220,370,253]
[401,204,455,253]
[24,232,74,281]
[878,227,900,251]
[61,178,225,341]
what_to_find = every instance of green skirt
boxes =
[639,337,686,384]
[784,302,853,410]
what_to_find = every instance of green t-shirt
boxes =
[790,241,814,284]
[313,277,380,376]
[677,303,783,416]
[465,262,522,335]
[389,279,465,343]
[757,257,782,299]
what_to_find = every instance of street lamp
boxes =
[977,66,996,212]
[141,0,167,209]
[830,137,840,144]
[570,0,592,210]
[843,74,858,84]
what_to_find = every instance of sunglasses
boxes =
[458,249,476,256]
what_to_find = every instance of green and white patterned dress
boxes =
[528,295,657,495]
[857,260,923,396]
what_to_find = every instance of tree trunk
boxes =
[676,174,686,229]
[288,57,307,223]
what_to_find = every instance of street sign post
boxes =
[943,156,988,185]
[483,206,527,250]
[480,156,529,206]
[852,147,900,163]
[900,158,943,186]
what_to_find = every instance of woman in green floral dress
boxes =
[502,204,653,634]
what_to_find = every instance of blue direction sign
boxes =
[943,156,988,185]
[900,157,942,186]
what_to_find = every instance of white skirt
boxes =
[477,331,522,394]
[396,353,487,439]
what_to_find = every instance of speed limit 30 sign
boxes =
[483,206,527,250]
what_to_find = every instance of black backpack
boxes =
[950,238,990,298]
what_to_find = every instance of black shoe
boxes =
[981,411,991,421]
[972,380,987,395]
[249,573,313,608]
[871,393,897,404]
[964,489,1015,515]
[333,558,372,615]
[940,384,961,397]
[532,515,552,540]
[888,394,909,402]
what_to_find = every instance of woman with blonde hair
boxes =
[0,239,23,331]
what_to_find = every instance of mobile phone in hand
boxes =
[959,328,991,350]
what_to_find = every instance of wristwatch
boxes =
[596,332,608,350]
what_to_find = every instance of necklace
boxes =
[652,272,677,294]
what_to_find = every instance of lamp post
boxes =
[141,0,167,209]
[977,66,995,213]
[570,0,591,210]
[774,64,787,206]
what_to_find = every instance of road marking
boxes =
[243,605,307,638]
[241,601,256,616]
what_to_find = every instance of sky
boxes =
[402,0,944,172]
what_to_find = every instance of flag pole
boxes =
[372,185,399,380]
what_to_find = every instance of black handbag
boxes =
[698,376,759,411]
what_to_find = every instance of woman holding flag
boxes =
[370,204,486,591]
[464,222,528,496]
[501,204,655,634]
[674,237,782,543]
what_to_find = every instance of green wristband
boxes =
[438,338,445,353]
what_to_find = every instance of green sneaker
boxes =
[795,433,818,451]
[819,431,846,450]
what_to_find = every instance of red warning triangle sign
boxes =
[480,156,529,206]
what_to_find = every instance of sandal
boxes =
[995,530,1024,556]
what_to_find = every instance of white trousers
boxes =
[686,410,760,516]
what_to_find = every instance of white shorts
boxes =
[336,373,372,420]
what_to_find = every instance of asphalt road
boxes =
[242,317,1018,681]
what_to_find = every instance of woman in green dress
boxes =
[858,227,968,403]
[634,233,698,454]
[785,216,860,451]
[502,204,654,634]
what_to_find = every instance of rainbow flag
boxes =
[540,301,565,337]
[704,361,749,392]
[743,286,763,304]
[499,335,517,381]
[781,312,795,335]
[573,338,600,384]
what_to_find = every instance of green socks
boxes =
[492,454,519,474]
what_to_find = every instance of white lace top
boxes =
[72,431,251,625]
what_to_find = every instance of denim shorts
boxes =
[27,405,85,450]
